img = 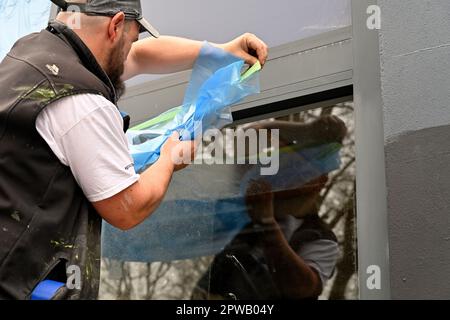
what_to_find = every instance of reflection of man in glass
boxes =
[193,115,348,300]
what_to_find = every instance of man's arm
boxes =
[248,116,348,149]
[93,132,194,230]
[122,34,269,81]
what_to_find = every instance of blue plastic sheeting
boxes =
[103,42,262,262]
[101,39,342,264]
[126,42,260,173]
[0,0,52,60]
[101,143,342,263]
[31,280,65,300]
[102,197,251,262]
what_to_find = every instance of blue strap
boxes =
[31,280,65,300]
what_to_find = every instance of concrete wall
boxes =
[0,0,52,60]
[379,0,450,299]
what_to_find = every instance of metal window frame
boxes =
[119,27,353,126]
[120,20,390,299]
[351,0,390,300]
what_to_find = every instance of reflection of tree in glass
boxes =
[100,257,213,300]
[98,102,356,300]
[315,102,357,300]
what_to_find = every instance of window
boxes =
[100,100,357,300]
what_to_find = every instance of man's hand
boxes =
[161,131,197,172]
[219,33,269,67]
[311,115,348,145]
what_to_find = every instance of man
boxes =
[0,0,268,299]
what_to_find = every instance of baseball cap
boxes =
[50,0,160,37]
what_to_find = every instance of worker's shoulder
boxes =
[44,93,118,126]
[5,31,109,95]
[38,93,122,138]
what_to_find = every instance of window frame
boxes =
[119,27,353,127]
[351,0,390,300]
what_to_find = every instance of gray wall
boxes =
[379,0,450,299]
[352,0,390,299]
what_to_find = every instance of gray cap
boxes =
[50,0,160,37]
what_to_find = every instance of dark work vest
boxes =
[0,21,127,299]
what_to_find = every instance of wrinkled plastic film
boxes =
[0,0,52,60]
[102,42,344,263]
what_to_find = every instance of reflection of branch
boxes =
[145,262,171,300]
[321,106,334,116]
[320,208,334,222]
[328,207,348,230]
[319,158,355,205]
[118,262,133,300]
[329,196,357,300]
[101,278,117,293]
[145,263,152,299]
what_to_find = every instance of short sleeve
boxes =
[36,94,140,202]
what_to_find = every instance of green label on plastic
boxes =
[240,61,262,82]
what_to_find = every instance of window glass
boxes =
[0,0,52,60]
[101,100,357,300]
[127,0,351,86]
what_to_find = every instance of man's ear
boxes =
[108,12,126,43]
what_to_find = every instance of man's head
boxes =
[53,0,159,96]
[52,0,159,37]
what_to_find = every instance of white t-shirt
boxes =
[36,93,140,202]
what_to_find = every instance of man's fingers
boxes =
[246,34,269,66]
[170,131,180,141]
[171,140,196,172]
[242,52,259,66]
